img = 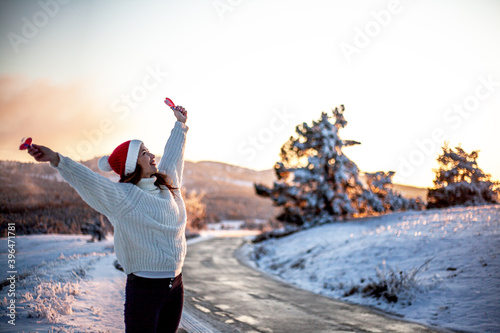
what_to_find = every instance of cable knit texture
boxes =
[51,121,189,276]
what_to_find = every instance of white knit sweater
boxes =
[51,121,189,276]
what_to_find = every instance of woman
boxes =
[27,105,189,332]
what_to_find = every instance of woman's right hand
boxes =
[173,106,187,124]
[27,144,60,166]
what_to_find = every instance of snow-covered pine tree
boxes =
[364,171,425,212]
[255,105,387,227]
[427,143,500,208]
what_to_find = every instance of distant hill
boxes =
[392,183,427,202]
[0,158,427,232]
[182,160,279,221]
[0,158,280,225]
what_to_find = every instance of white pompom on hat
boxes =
[98,155,113,172]
[98,140,143,176]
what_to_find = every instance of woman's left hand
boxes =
[173,106,187,124]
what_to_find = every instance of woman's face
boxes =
[137,143,157,178]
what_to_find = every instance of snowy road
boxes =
[181,237,449,333]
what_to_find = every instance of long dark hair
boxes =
[119,164,177,196]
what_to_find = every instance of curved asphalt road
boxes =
[180,237,451,333]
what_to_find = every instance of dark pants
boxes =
[125,273,184,333]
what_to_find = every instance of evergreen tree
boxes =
[427,143,499,208]
[364,171,424,212]
[255,105,417,228]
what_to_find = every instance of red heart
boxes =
[164,98,175,108]
[19,137,32,150]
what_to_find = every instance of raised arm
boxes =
[157,106,189,188]
[28,144,130,218]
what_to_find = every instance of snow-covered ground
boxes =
[0,231,257,332]
[1,206,498,332]
[243,205,500,333]
[0,234,121,332]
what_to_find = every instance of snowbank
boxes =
[244,205,500,332]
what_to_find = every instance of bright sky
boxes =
[1,0,499,188]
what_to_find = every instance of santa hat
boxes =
[98,140,143,176]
